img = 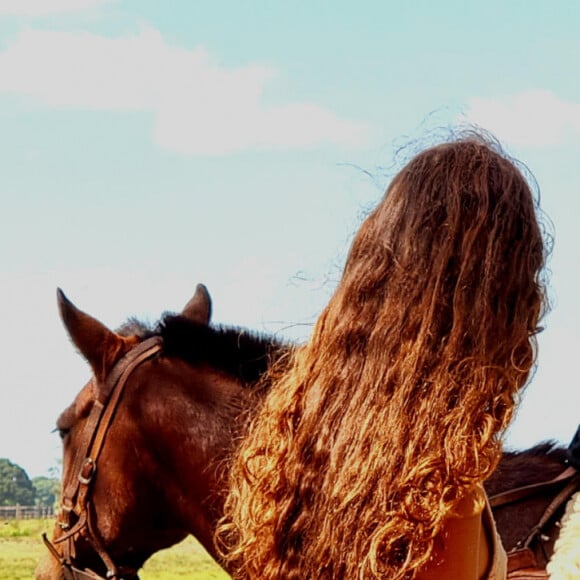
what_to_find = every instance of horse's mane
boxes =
[118,315,289,387]
[485,441,569,496]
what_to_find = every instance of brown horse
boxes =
[36,286,579,579]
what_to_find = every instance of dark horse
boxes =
[36,286,579,579]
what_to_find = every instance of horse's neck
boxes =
[140,357,249,558]
[487,447,567,496]
[487,445,573,557]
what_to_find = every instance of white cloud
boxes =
[0,0,114,16]
[0,26,370,154]
[464,90,580,147]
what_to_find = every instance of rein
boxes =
[489,465,580,578]
[43,336,163,580]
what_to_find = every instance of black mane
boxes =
[156,314,290,386]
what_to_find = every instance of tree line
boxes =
[0,458,59,508]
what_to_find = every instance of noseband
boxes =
[43,336,163,580]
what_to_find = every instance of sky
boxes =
[0,0,578,478]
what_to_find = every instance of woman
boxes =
[219,134,549,579]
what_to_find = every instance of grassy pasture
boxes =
[0,519,229,579]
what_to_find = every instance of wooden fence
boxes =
[0,505,54,519]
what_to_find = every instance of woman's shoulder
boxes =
[449,484,487,519]
[416,485,505,579]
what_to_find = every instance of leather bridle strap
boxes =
[62,336,163,508]
[49,336,163,579]
[42,533,103,579]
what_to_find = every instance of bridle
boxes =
[42,336,163,580]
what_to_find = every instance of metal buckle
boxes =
[79,458,96,485]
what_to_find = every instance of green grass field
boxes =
[0,519,229,579]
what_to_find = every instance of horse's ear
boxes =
[567,424,580,469]
[181,284,212,326]
[57,288,126,383]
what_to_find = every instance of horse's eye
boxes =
[53,427,70,440]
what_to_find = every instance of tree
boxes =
[0,458,36,506]
[32,476,60,508]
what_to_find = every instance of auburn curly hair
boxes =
[218,134,549,579]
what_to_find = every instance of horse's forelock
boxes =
[116,317,153,339]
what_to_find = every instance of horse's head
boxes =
[36,284,239,579]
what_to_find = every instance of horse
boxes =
[36,285,579,579]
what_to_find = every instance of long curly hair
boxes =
[218,135,549,579]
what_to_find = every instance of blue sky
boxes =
[0,0,579,478]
